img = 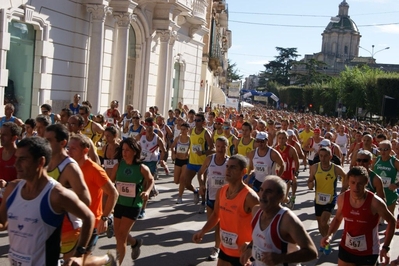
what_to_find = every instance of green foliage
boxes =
[227,59,243,82]
[294,59,332,85]
[259,47,300,86]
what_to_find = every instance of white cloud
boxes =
[377,24,399,34]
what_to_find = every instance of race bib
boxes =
[104,159,118,169]
[116,182,136,198]
[381,177,391,188]
[220,229,238,249]
[253,245,267,266]
[129,132,139,138]
[177,145,189,154]
[192,144,202,153]
[316,192,331,205]
[210,176,225,189]
[345,233,367,251]
[9,249,32,266]
[141,151,151,161]
[255,164,266,173]
[107,118,114,124]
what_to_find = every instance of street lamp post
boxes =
[359,45,390,61]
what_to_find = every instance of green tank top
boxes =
[366,170,377,193]
[373,156,398,205]
[115,160,144,207]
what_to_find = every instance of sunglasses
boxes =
[379,147,390,151]
[132,117,140,119]
[356,159,369,163]
[145,123,154,127]
[195,119,203,122]
[215,122,222,125]
[256,139,266,143]
[223,126,230,130]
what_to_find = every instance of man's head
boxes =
[347,166,369,194]
[79,105,91,120]
[225,154,248,182]
[35,115,51,137]
[16,137,52,179]
[73,94,81,104]
[378,140,392,159]
[356,150,372,169]
[24,119,36,134]
[1,122,21,147]
[144,117,155,133]
[259,175,287,206]
[319,147,332,164]
[41,104,52,115]
[67,115,84,133]
[215,136,228,155]
[60,108,72,125]
[45,124,69,154]
[277,130,288,146]
[257,120,266,132]
[255,132,268,148]
[188,109,196,120]
[194,113,205,128]
[313,128,321,137]
[241,122,252,137]
[222,120,232,135]
[68,134,91,162]
[4,103,15,117]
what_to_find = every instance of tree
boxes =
[258,47,300,87]
[227,59,243,82]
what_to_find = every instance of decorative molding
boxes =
[86,4,112,22]
[169,30,178,45]
[23,5,35,23]
[113,12,136,27]
[157,30,171,42]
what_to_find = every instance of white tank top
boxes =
[308,138,321,160]
[253,148,274,182]
[7,179,64,266]
[335,133,348,153]
[206,122,214,134]
[140,134,160,162]
[173,124,181,139]
[207,155,229,200]
[251,208,300,266]
[176,138,190,155]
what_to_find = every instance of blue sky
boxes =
[227,0,399,77]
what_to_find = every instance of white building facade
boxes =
[0,0,229,119]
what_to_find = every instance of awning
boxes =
[211,86,226,104]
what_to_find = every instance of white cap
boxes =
[256,131,268,140]
[287,129,295,137]
[319,139,331,147]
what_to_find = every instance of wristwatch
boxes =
[76,246,87,255]
[382,246,390,252]
[101,216,108,221]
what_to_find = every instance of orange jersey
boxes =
[218,184,253,257]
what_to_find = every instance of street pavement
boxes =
[0,161,398,266]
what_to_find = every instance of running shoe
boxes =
[323,244,332,255]
[131,239,143,260]
[193,190,200,204]
[104,251,118,266]
[176,197,183,204]
[138,210,146,219]
[198,203,206,214]
[208,247,220,261]
[106,215,114,238]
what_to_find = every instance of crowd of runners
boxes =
[0,95,399,265]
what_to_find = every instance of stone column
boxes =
[86,4,110,113]
[155,30,171,115]
[164,32,178,114]
[111,12,134,110]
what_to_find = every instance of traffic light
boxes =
[309,104,313,108]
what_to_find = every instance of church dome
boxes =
[325,16,359,32]
[324,1,359,33]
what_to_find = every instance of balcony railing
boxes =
[191,0,207,24]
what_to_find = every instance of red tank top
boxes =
[219,184,253,257]
[0,147,17,182]
[275,144,294,180]
[341,190,380,256]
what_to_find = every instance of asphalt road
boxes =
[0,161,398,266]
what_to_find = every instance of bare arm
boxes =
[307,164,316,190]
[335,165,348,193]
[290,146,300,172]
[62,163,91,206]
[140,164,155,198]
[101,179,118,218]
[197,156,212,193]
[373,174,386,202]
[321,193,344,247]
[204,130,215,155]
[271,149,285,177]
